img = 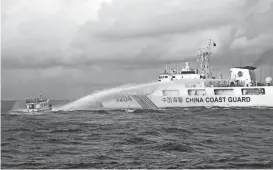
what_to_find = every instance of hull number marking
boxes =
[116,96,132,102]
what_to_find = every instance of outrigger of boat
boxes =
[25,93,52,113]
[101,39,273,109]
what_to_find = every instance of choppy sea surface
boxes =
[1,100,273,169]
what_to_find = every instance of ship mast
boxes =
[197,39,215,78]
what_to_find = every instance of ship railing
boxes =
[204,80,266,88]
[205,80,231,87]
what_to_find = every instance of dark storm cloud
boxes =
[2,0,273,99]
[3,0,273,70]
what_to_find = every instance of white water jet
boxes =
[57,81,172,111]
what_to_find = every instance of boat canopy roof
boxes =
[234,66,256,70]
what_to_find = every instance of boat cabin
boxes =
[25,94,52,112]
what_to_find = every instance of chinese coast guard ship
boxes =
[25,93,53,113]
[102,40,273,109]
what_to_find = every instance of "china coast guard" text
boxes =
[162,96,251,103]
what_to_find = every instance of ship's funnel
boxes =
[265,77,272,86]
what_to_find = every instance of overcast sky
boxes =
[2,0,273,100]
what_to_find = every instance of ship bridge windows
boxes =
[181,71,195,74]
[242,88,265,95]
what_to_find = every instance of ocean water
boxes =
[1,101,273,169]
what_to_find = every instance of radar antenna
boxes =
[196,39,215,78]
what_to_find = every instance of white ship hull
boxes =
[28,107,52,113]
[100,40,273,109]
[101,85,273,109]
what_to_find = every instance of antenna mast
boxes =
[197,39,214,78]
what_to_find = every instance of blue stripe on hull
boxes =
[131,95,148,109]
[141,95,158,108]
[131,95,157,109]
